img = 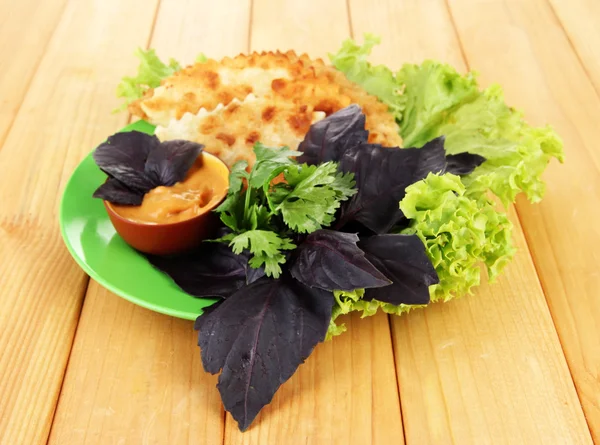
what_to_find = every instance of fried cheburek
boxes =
[155,94,326,167]
[130,51,402,167]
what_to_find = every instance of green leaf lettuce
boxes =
[115,48,182,110]
[329,35,564,205]
[436,84,564,205]
[326,173,515,338]
[325,36,562,338]
[329,33,405,121]
[400,173,515,301]
[327,289,426,340]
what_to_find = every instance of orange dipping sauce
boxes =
[111,152,229,225]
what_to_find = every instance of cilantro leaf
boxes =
[228,160,249,194]
[217,192,245,231]
[219,200,271,233]
[216,160,256,231]
[274,163,356,233]
[249,143,302,188]
[249,254,287,278]
[330,170,357,199]
[285,161,338,189]
[246,203,271,231]
[226,230,296,278]
[263,165,291,212]
[215,160,248,213]
[212,144,356,276]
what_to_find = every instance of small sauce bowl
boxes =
[104,152,229,255]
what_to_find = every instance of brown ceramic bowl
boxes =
[104,152,230,255]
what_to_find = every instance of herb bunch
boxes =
[213,143,357,278]
[146,105,485,431]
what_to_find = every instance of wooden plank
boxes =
[347,0,465,67]
[0,0,161,443]
[48,0,251,443]
[447,0,600,441]
[223,1,404,443]
[149,0,252,63]
[224,312,402,445]
[547,0,600,94]
[350,0,593,443]
[393,211,591,444]
[250,0,351,55]
[48,285,225,445]
[0,0,68,147]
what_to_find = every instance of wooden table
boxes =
[1,0,598,443]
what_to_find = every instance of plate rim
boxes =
[59,120,208,321]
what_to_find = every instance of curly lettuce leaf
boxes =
[330,35,564,206]
[396,61,479,147]
[436,84,565,205]
[399,173,515,302]
[326,289,425,340]
[329,34,405,120]
[116,48,182,110]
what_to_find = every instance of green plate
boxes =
[59,120,218,320]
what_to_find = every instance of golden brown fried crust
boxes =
[261,106,276,122]
[135,51,402,148]
[155,95,326,168]
[245,131,261,145]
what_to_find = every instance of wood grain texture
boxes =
[0,0,68,147]
[150,0,251,64]
[348,0,464,67]
[224,312,403,445]
[223,1,404,442]
[48,284,225,445]
[250,0,351,56]
[547,0,600,94]
[393,211,591,445]
[0,0,160,443]
[350,0,593,443]
[447,0,600,440]
[2,0,596,443]
[48,1,251,443]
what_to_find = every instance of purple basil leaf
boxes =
[231,247,266,284]
[145,139,204,187]
[445,152,486,175]
[358,234,439,305]
[92,178,143,205]
[194,300,224,331]
[297,104,368,165]
[92,131,157,191]
[145,243,249,298]
[246,265,265,284]
[289,229,391,291]
[338,137,447,234]
[195,275,333,431]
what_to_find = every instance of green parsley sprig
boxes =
[213,143,357,278]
